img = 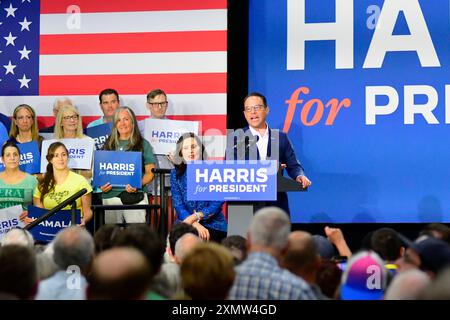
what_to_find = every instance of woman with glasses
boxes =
[53,105,94,180]
[33,142,93,227]
[171,132,227,243]
[0,141,38,224]
[9,104,44,149]
[100,106,156,224]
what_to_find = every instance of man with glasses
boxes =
[226,92,311,215]
[146,89,169,119]
[87,88,120,128]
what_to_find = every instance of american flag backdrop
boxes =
[0,0,227,157]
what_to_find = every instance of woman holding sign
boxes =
[54,105,94,180]
[33,142,93,227]
[9,104,44,149]
[100,106,156,224]
[171,133,227,242]
[0,141,38,224]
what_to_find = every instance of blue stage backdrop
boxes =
[249,0,450,223]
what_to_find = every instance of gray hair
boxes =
[174,233,200,263]
[53,97,74,111]
[384,269,430,300]
[1,228,34,248]
[53,227,94,270]
[249,207,291,251]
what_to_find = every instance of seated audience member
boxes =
[171,133,227,242]
[93,224,124,254]
[87,247,152,300]
[316,259,342,299]
[420,267,450,300]
[40,98,74,133]
[100,107,155,224]
[0,228,34,248]
[339,250,388,300]
[0,112,12,132]
[174,233,201,265]
[35,227,95,300]
[384,269,430,300]
[0,141,38,224]
[180,243,235,300]
[221,235,248,265]
[87,88,120,128]
[282,231,328,299]
[228,207,316,300]
[112,225,165,300]
[0,245,38,300]
[396,235,450,277]
[32,142,93,226]
[419,223,450,244]
[9,104,44,149]
[150,223,199,299]
[54,105,94,179]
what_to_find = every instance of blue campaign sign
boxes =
[0,123,7,146]
[85,122,113,150]
[249,0,450,223]
[0,141,40,173]
[27,205,81,243]
[93,150,142,188]
[187,160,277,201]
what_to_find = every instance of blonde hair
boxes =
[54,105,84,138]
[9,104,40,141]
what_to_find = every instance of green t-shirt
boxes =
[102,139,156,199]
[0,174,38,210]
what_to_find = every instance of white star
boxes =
[4,32,17,46]
[18,45,31,60]
[22,0,32,3]
[18,74,31,88]
[19,17,32,31]
[3,60,16,75]
[4,3,18,18]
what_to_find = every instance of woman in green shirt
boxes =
[100,106,156,224]
[0,141,38,224]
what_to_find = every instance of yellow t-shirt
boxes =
[34,171,93,216]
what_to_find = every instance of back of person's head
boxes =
[53,227,94,271]
[420,223,450,244]
[169,223,199,257]
[174,233,201,264]
[370,228,404,262]
[316,259,342,299]
[384,269,430,300]
[113,225,165,276]
[180,243,235,300]
[420,267,450,299]
[221,235,247,264]
[1,228,34,248]
[249,207,290,251]
[311,235,336,260]
[283,231,319,279]
[94,224,123,254]
[87,247,151,300]
[0,245,37,299]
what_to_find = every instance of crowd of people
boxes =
[0,89,450,300]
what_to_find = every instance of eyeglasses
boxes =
[63,115,79,121]
[244,105,265,112]
[15,115,33,121]
[148,101,168,108]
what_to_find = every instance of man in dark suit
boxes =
[226,92,311,214]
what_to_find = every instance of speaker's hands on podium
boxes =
[296,175,312,188]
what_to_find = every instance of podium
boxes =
[227,171,307,237]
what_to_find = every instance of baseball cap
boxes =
[407,235,450,273]
[340,250,387,300]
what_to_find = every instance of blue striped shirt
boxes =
[228,252,317,300]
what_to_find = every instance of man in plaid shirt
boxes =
[228,207,317,300]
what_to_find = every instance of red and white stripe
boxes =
[6,0,228,156]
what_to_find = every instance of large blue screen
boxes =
[249,0,450,223]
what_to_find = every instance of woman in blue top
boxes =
[171,132,227,242]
